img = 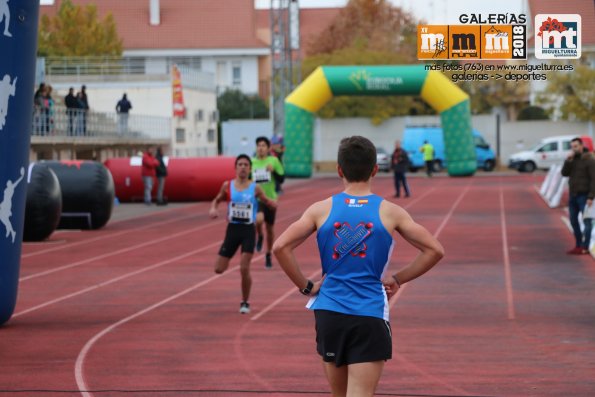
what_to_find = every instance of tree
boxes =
[301,0,424,124]
[38,0,122,57]
[517,106,549,120]
[217,90,269,121]
[306,0,417,59]
[537,63,595,122]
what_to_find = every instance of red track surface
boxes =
[2,175,595,397]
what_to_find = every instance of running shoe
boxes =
[265,253,273,269]
[566,247,584,255]
[256,234,264,252]
[239,301,251,314]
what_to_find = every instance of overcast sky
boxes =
[256,0,527,24]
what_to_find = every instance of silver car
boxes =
[376,147,391,172]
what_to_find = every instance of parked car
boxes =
[402,126,496,172]
[376,147,391,172]
[508,135,581,172]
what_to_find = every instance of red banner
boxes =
[172,64,186,117]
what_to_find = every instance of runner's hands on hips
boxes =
[382,276,400,299]
[311,276,325,296]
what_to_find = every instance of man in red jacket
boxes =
[142,147,159,205]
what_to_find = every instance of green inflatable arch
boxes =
[283,65,476,177]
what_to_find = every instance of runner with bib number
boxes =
[252,136,285,269]
[210,154,277,314]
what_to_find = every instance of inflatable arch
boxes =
[283,65,476,177]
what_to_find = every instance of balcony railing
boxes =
[41,56,215,92]
[32,106,171,141]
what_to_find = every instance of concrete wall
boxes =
[314,115,591,165]
[221,119,273,157]
[202,56,260,95]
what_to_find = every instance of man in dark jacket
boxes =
[392,140,411,198]
[561,137,595,255]
[116,93,132,135]
[64,87,78,136]
[155,146,168,206]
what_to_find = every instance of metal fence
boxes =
[42,56,215,92]
[31,106,171,140]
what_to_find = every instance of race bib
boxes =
[229,202,253,223]
[253,168,271,184]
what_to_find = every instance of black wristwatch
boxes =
[300,280,314,296]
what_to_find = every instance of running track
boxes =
[1,175,594,396]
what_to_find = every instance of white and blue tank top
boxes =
[228,180,258,224]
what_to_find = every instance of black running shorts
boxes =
[257,202,277,224]
[314,310,392,367]
[218,223,256,258]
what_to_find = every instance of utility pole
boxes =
[270,0,300,136]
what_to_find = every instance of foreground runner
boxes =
[273,136,444,396]
[210,154,277,314]
[252,136,284,269]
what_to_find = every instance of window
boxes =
[210,110,219,123]
[562,140,571,150]
[537,142,558,152]
[473,136,489,148]
[232,63,242,86]
[208,129,216,143]
[195,110,204,122]
[176,128,185,143]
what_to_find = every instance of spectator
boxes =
[420,140,435,177]
[80,85,89,134]
[46,85,55,134]
[142,147,159,205]
[33,83,47,135]
[271,133,285,193]
[64,87,78,136]
[155,146,168,206]
[75,92,86,136]
[392,140,411,198]
[115,93,132,135]
[561,137,595,255]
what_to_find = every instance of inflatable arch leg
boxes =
[283,65,476,177]
[0,0,40,325]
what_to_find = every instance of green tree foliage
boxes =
[217,90,269,121]
[38,0,122,56]
[302,0,424,124]
[457,74,530,120]
[538,63,595,122]
[517,105,549,120]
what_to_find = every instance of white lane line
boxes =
[13,241,221,318]
[250,269,321,321]
[21,210,201,259]
[389,183,471,308]
[499,184,516,320]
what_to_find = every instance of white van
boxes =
[508,135,578,172]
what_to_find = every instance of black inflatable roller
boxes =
[23,164,62,241]
[44,161,115,230]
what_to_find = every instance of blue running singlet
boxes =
[228,180,258,224]
[307,193,394,320]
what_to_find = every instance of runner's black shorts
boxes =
[314,310,392,367]
[218,223,256,258]
[257,201,277,224]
